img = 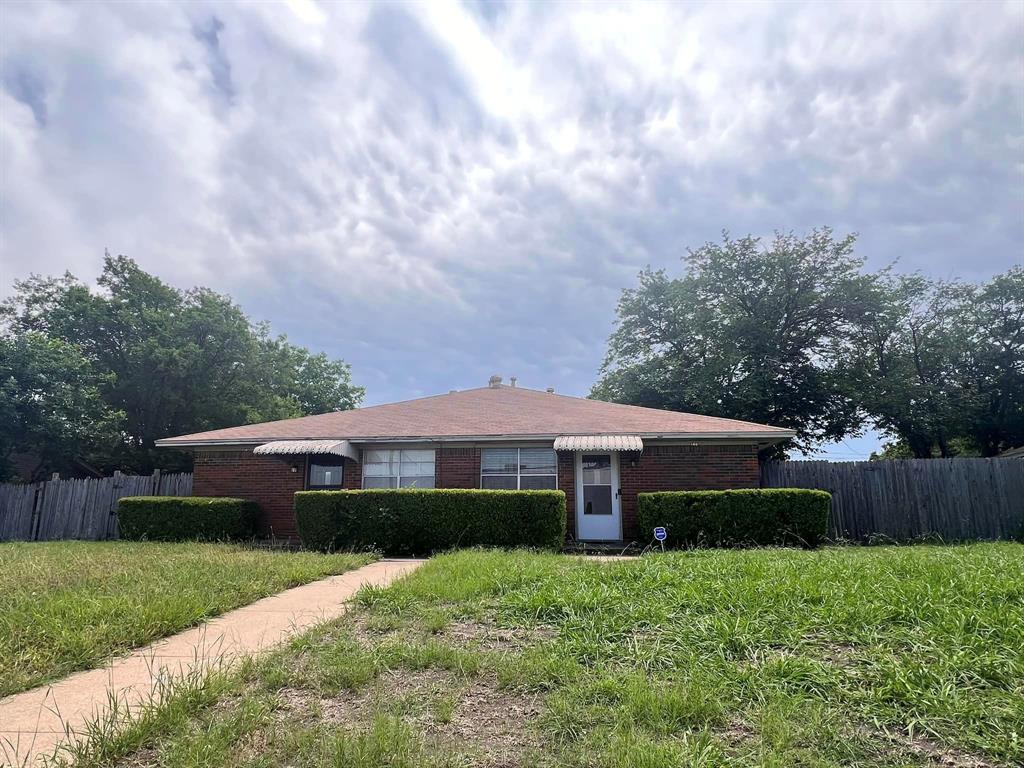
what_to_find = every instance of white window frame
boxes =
[361,448,436,489]
[480,447,558,490]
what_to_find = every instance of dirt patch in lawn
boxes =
[801,633,860,668]
[719,716,759,751]
[344,610,557,652]
[740,639,860,671]
[856,725,997,768]
[444,676,544,765]
[275,667,544,766]
[818,642,859,668]
[900,733,996,768]
[443,620,558,651]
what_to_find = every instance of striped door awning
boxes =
[553,435,643,452]
[253,440,359,461]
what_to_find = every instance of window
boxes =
[308,456,344,489]
[581,455,612,515]
[363,449,435,488]
[481,448,557,490]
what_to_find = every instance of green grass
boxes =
[44,544,1024,767]
[0,541,373,696]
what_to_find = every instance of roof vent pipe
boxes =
[488,374,503,388]
[510,376,517,388]
[546,387,555,393]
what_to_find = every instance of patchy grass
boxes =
[0,541,373,696]
[49,544,1024,767]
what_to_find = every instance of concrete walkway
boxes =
[0,558,424,766]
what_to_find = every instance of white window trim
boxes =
[361,448,436,489]
[480,447,558,490]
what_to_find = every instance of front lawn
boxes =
[0,541,373,697]
[61,544,1023,767]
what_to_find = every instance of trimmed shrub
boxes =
[294,489,566,555]
[637,488,831,548]
[118,496,259,542]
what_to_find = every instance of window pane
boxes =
[583,467,612,485]
[363,449,396,477]
[363,476,397,489]
[582,454,612,485]
[584,484,613,514]
[310,462,343,487]
[482,475,518,490]
[520,475,556,490]
[481,449,518,474]
[401,449,434,463]
[519,448,556,475]
[400,461,434,477]
[400,450,434,485]
[364,449,392,465]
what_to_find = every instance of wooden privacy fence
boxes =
[0,471,193,542]
[761,458,1024,542]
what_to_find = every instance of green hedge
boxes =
[118,496,259,542]
[637,489,831,548]
[295,489,566,555]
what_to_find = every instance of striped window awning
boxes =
[253,440,359,461]
[553,435,644,452]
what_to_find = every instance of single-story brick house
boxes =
[157,378,794,542]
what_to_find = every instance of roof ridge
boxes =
[355,386,491,410]
[157,381,794,445]
[521,387,789,430]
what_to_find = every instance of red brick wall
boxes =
[618,444,759,539]
[193,442,759,543]
[193,449,332,539]
[436,446,480,488]
[342,455,362,490]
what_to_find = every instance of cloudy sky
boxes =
[2,0,1021,459]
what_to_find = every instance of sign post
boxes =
[653,526,667,552]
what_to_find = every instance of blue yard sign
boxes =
[653,526,667,542]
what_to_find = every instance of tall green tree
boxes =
[595,229,1023,459]
[0,332,122,480]
[841,273,967,457]
[845,267,1022,457]
[964,267,1024,454]
[1,255,364,475]
[592,229,865,454]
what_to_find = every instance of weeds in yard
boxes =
[0,541,373,696]
[38,544,1024,767]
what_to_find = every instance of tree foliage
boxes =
[594,231,1022,458]
[0,332,121,479]
[1,255,363,478]
[845,266,1023,457]
[593,229,864,454]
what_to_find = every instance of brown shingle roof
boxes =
[156,385,794,446]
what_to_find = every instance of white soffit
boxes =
[253,440,359,461]
[553,435,644,452]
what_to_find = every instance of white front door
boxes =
[575,452,621,541]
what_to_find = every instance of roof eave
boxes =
[156,430,796,449]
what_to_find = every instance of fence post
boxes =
[110,471,123,539]
[151,468,162,495]
[30,481,46,541]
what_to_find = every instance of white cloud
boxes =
[1,0,1021,420]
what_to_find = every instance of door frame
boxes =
[573,451,622,541]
